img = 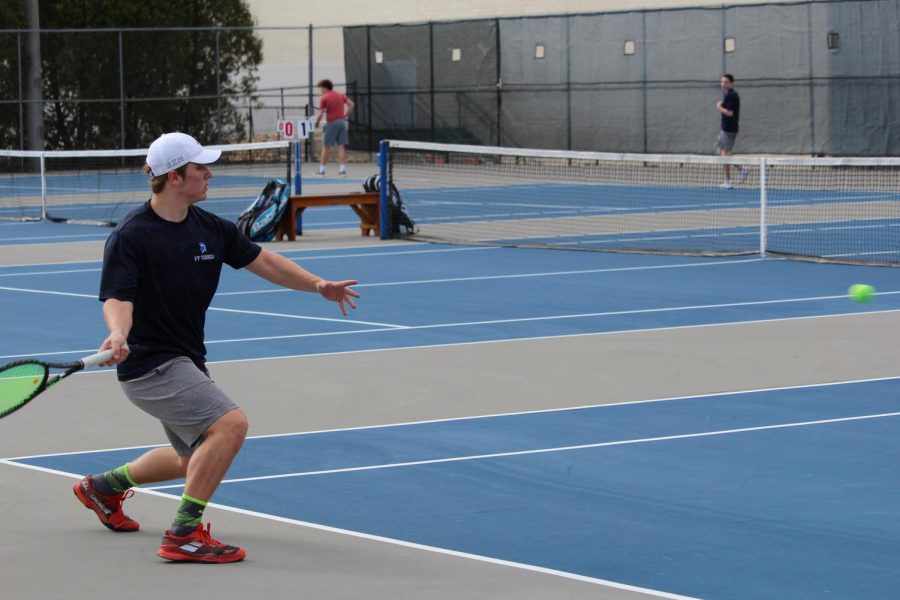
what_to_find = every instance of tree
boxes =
[0,2,26,149]
[0,0,263,149]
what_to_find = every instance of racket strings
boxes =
[0,362,48,417]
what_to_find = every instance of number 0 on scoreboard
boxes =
[276,118,313,140]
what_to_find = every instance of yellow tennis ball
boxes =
[848,283,875,303]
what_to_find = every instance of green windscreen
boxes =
[0,362,46,417]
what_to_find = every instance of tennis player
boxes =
[73,132,360,563]
[715,73,748,188]
[314,78,354,177]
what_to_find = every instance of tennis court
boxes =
[2,206,899,599]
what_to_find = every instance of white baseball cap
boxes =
[146,132,221,177]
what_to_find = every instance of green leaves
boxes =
[1,0,263,149]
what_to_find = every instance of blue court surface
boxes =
[3,241,900,599]
[12,378,900,599]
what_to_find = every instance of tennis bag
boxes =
[363,174,417,236]
[236,179,289,242]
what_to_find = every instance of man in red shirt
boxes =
[314,79,354,177]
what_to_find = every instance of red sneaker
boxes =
[157,523,246,563]
[73,477,140,532]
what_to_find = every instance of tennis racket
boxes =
[0,349,113,419]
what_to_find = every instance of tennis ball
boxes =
[848,283,875,303]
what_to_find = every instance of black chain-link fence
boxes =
[4,1,899,156]
[344,0,900,156]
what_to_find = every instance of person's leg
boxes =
[74,445,191,532]
[157,408,249,563]
[716,131,734,188]
[320,121,338,175]
[721,149,732,183]
[127,361,248,563]
[336,121,349,176]
[319,146,331,175]
[182,408,248,501]
[338,144,347,175]
[127,446,189,483]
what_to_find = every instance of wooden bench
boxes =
[275,192,380,241]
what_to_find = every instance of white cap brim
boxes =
[192,148,221,164]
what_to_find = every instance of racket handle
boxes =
[80,349,115,369]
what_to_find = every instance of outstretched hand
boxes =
[316,280,360,316]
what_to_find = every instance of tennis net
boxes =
[0,141,291,226]
[385,140,900,266]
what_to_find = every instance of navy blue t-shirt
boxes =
[721,89,741,133]
[100,201,262,381]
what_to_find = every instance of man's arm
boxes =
[315,97,326,128]
[244,249,359,315]
[716,102,734,117]
[717,93,735,117]
[344,97,355,120]
[100,298,134,365]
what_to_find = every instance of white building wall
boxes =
[246,0,797,27]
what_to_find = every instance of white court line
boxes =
[10,373,900,462]
[215,257,766,295]
[0,285,93,299]
[193,308,900,367]
[0,256,770,322]
[142,409,900,489]
[209,306,405,329]
[0,267,102,278]
[0,239,108,247]
[3,302,899,362]
[0,244,489,275]
[0,285,405,328]
[1,233,110,243]
[159,293,900,344]
[0,258,107,268]
[0,461,696,599]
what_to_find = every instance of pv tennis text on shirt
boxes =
[194,242,215,262]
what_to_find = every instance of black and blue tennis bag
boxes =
[236,179,289,242]
[363,174,416,236]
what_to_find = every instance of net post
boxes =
[378,140,389,240]
[759,157,768,257]
[40,153,47,221]
[292,141,302,195]
[293,141,303,236]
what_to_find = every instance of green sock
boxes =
[92,464,136,495]
[170,494,207,536]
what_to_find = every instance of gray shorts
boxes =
[119,357,238,456]
[322,120,349,147]
[716,130,737,153]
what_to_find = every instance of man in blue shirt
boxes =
[715,73,748,189]
[73,132,360,563]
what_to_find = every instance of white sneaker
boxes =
[339,170,347,178]
[720,181,733,189]
[738,167,749,184]
[316,169,325,177]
